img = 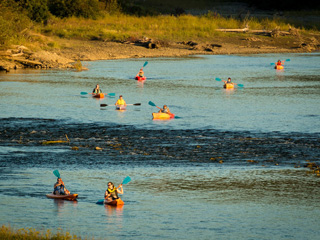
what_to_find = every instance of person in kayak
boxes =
[158,105,171,114]
[92,84,102,94]
[136,68,144,78]
[115,95,127,106]
[276,60,282,66]
[53,177,70,195]
[104,182,123,201]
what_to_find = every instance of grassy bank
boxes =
[0,225,88,240]
[40,13,295,44]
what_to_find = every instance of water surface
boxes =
[0,53,320,239]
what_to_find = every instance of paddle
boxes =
[148,101,180,118]
[81,92,115,97]
[96,176,131,205]
[215,78,244,88]
[270,59,290,65]
[142,61,148,68]
[53,169,60,178]
[100,103,141,107]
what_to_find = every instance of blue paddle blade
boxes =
[270,63,275,65]
[143,61,148,67]
[148,101,156,107]
[80,92,88,95]
[53,170,60,178]
[215,78,222,81]
[286,59,290,62]
[96,199,104,205]
[237,84,244,88]
[108,93,115,96]
[174,116,182,119]
[122,176,131,185]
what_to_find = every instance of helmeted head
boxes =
[227,78,231,83]
[163,105,167,109]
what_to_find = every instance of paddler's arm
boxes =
[104,190,110,199]
[116,184,123,194]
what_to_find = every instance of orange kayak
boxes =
[92,93,105,98]
[152,112,175,120]
[223,83,234,89]
[275,65,284,70]
[46,193,78,201]
[105,198,124,206]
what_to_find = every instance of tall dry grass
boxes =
[0,225,88,240]
[41,13,294,44]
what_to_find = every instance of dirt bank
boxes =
[0,29,319,72]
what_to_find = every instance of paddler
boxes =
[136,68,144,78]
[53,177,70,195]
[222,77,234,87]
[104,182,123,201]
[158,105,171,114]
[276,60,282,67]
[92,84,102,94]
[115,95,127,107]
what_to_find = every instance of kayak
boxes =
[223,83,234,89]
[275,65,284,70]
[92,93,104,98]
[105,198,124,206]
[135,76,146,81]
[46,193,78,201]
[116,105,126,110]
[152,112,175,120]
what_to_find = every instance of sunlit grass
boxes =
[41,13,299,43]
[0,225,90,240]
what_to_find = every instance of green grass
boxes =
[0,225,89,240]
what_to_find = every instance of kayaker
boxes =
[115,95,127,106]
[53,177,70,195]
[158,105,171,114]
[136,68,144,78]
[222,77,232,84]
[104,182,123,201]
[92,84,102,94]
[276,60,282,66]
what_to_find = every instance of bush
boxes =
[16,0,50,23]
[0,1,33,47]
[48,0,102,19]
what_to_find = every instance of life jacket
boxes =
[107,188,119,200]
[93,88,102,94]
[116,99,126,105]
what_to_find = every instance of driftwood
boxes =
[216,27,290,37]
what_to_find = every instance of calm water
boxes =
[0,53,320,239]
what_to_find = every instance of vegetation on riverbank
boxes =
[0,0,319,71]
[0,225,88,240]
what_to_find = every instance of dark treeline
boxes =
[2,0,123,22]
[4,0,320,24]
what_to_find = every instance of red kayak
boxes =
[135,76,146,81]
[46,193,78,201]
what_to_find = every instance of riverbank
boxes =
[1,17,319,72]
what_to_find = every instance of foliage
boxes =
[0,1,32,47]
[47,0,102,19]
[16,0,49,22]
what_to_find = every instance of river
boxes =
[0,53,320,239]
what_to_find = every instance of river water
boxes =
[0,53,320,239]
